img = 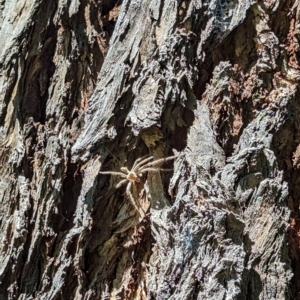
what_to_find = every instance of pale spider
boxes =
[100,155,177,217]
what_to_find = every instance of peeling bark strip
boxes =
[0,0,300,299]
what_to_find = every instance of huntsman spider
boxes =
[100,155,177,217]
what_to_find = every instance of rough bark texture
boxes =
[1,0,300,299]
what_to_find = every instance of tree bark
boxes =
[0,0,299,299]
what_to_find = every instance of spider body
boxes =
[100,155,176,217]
[120,167,141,183]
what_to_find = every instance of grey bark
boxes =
[0,0,299,299]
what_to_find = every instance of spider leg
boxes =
[139,168,159,173]
[126,182,145,217]
[137,155,177,170]
[131,154,152,170]
[99,171,127,178]
[139,168,174,174]
[133,156,154,172]
[115,179,128,189]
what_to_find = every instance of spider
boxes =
[99,155,177,217]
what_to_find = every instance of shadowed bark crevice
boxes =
[272,94,300,299]
[21,1,58,124]
[58,162,83,232]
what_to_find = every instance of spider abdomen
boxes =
[127,171,141,182]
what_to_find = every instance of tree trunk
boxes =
[0,0,299,299]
